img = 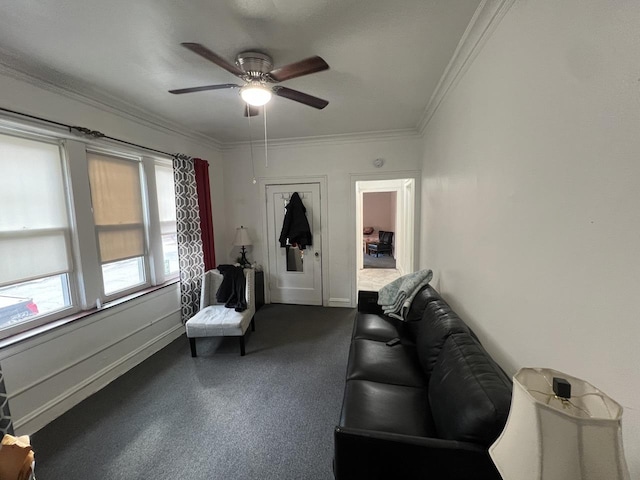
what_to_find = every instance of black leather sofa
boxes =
[334,287,512,480]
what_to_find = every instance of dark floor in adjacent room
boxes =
[363,253,396,269]
[31,304,355,480]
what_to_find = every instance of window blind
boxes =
[155,164,177,235]
[0,133,70,286]
[87,152,145,263]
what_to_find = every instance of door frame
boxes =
[258,175,329,306]
[357,179,410,274]
[350,171,421,306]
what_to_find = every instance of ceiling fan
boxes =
[169,43,330,117]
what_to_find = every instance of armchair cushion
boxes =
[185,305,253,337]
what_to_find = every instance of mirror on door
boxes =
[285,245,304,272]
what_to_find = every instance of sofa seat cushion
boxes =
[340,380,436,437]
[416,300,475,378]
[346,339,426,388]
[428,333,512,446]
[353,313,400,342]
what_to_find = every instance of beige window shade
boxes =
[88,152,145,263]
[96,226,145,263]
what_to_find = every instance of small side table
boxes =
[254,270,265,311]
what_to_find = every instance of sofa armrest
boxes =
[357,290,383,314]
[334,426,500,480]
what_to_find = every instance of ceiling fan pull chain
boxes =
[263,103,268,169]
[248,106,257,184]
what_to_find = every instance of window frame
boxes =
[153,159,179,280]
[0,129,80,337]
[86,148,152,300]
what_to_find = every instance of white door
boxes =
[266,183,322,305]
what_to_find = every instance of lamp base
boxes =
[238,246,251,268]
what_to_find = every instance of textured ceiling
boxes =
[0,0,481,144]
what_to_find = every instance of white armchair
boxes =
[185,267,256,356]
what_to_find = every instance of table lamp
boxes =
[489,367,630,480]
[233,226,252,267]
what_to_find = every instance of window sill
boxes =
[0,278,181,350]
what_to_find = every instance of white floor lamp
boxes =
[490,367,630,480]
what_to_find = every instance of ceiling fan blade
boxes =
[268,56,329,82]
[273,86,329,109]
[181,43,245,77]
[169,83,240,94]
[243,104,260,117]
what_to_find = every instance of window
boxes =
[155,163,178,276]
[0,125,177,339]
[87,152,148,296]
[0,133,73,332]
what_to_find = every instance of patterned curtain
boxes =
[0,365,14,435]
[173,155,205,323]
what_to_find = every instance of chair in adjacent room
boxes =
[367,230,394,257]
[185,267,256,356]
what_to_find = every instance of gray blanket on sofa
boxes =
[377,269,433,321]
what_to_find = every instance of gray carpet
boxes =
[31,304,355,480]
[363,253,396,269]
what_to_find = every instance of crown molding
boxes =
[0,59,421,152]
[0,62,223,152]
[221,127,421,151]
[417,0,516,135]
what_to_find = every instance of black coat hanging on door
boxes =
[279,192,312,250]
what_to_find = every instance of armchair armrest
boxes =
[334,426,500,480]
[243,268,256,314]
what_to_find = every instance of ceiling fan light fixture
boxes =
[240,83,272,107]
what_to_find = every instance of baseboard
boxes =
[329,298,353,308]
[14,323,184,435]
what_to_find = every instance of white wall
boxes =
[0,69,226,434]
[363,192,396,232]
[420,0,640,474]
[221,134,422,306]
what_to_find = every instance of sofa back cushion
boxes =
[415,300,472,377]
[428,333,512,446]
[404,285,442,323]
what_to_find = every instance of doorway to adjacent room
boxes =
[353,177,417,293]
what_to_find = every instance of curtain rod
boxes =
[0,106,189,159]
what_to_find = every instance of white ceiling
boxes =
[0,0,481,144]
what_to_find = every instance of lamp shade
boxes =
[489,367,630,480]
[233,226,252,247]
